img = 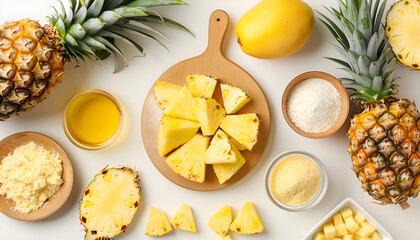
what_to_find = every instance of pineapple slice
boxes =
[229,137,246,151]
[343,235,354,240]
[154,81,182,110]
[340,208,353,219]
[220,113,259,151]
[158,116,199,156]
[213,145,246,184]
[230,202,264,235]
[166,134,209,183]
[345,217,359,233]
[354,213,365,225]
[170,204,196,232]
[145,207,173,236]
[371,232,382,240]
[335,223,348,236]
[220,83,252,114]
[313,232,327,240]
[208,205,232,237]
[333,213,344,225]
[163,86,197,121]
[193,97,226,136]
[186,74,218,98]
[323,222,336,239]
[206,130,238,164]
[221,235,234,240]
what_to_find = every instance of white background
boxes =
[0,0,419,239]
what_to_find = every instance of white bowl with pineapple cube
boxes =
[304,198,392,240]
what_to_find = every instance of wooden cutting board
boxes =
[141,10,271,191]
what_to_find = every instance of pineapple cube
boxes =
[221,235,234,240]
[371,232,382,240]
[206,130,238,164]
[230,202,264,235]
[145,207,173,236]
[166,134,209,183]
[193,97,226,136]
[186,74,217,98]
[220,113,259,151]
[229,136,246,151]
[170,204,196,232]
[158,116,199,156]
[323,222,336,239]
[335,223,348,236]
[340,208,353,219]
[213,145,246,184]
[220,83,252,114]
[354,213,365,225]
[313,232,327,240]
[333,213,344,225]
[356,227,372,237]
[345,217,359,233]
[360,222,376,235]
[330,238,342,240]
[343,235,354,240]
[163,86,197,121]
[154,81,182,110]
[208,206,232,237]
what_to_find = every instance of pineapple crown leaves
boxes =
[318,0,398,103]
[49,0,191,72]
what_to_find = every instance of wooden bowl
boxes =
[0,132,73,221]
[281,71,349,138]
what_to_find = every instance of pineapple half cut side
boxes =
[220,83,252,114]
[220,113,259,151]
[154,81,183,110]
[230,202,265,235]
[193,97,226,136]
[206,129,238,164]
[213,144,246,184]
[208,205,232,237]
[170,204,197,232]
[145,207,173,236]
[186,74,218,98]
[163,86,197,121]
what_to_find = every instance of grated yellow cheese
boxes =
[270,155,320,206]
[0,142,63,213]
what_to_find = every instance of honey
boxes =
[64,90,122,149]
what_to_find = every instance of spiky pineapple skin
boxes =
[349,99,420,204]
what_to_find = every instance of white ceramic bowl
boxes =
[303,198,393,240]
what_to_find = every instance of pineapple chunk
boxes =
[360,222,376,235]
[154,81,182,110]
[333,213,344,225]
[166,134,209,183]
[229,136,246,151]
[221,235,234,240]
[345,217,359,233]
[220,113,259,151]
[220,83,252,114]
[158,116,199,156]
[335,223,348,236]
[313,232,327,240]
[330,238,342,240]
[145,207,173,236]
[193,97,226,136]
[170,204,196,232]
[230,202,264,235]
[343,235,354,240]
[163,86,197,121]
[323,222,336,239]
[354,213,365,225]
[206,130,238,164]
[371,232,382,240]
[208,205,232,237]
[355,227,372,238]
[186,74,217,98]
[340,208,353,219]
[213,145,246,184]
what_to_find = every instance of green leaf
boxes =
[127,0,187,7]
[371,76,383,91]
[371,0,381,32]
[357,55,370,73]
[325,57,352,69]
[83,35,106,49]
[317,11,349,49]
[374,0,387,32]
[77,40,97,59]
[368,61,380,77]
[94,36,129,66]
[352,29,367,55]
[87,0,105,18]
[82,18,106,35]
[357,0,372,40]
[94,49,111,60]
[103,0,125,11]
[68,23,86,40]
[347,50,360,72]
[55,18,67,38]
[110,49,120,73]
[64,33,78,46]
[135,15,192,35]
[366,32,378,60]
[57,0,67,21]
[114,7,147,17]
[64,2,74,28]
[112,25,168,50]
[347,0,359,24]
[318,18,346,49]
[99,10,122,26]
[97,29,144,54]
[125,19,168,39]
[74,6,88,24]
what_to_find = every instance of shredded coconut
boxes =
[286,78,342,133]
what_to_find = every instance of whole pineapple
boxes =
[320,0,420,205]
[0,0,189,121]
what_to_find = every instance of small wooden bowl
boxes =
[282,71,349,138]
[0,132,73,221]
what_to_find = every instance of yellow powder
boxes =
[0,142,63,213]
[270,155,320,206]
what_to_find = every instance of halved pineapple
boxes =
[193,97,226,136]
[166,134,209,183]
[213,145,246,184]
[80,168,141,240]
[163,86,197,121]
[220,83,252,114]
[208,205,232,237]
[229,137,246,151]
[220,113,259,151]
[154,81,183,110]
[230,202,264,235]
[145,207,173,236]
[186,74,218,98]
[206,129,238,164]
[222,235,234,240]
[170,204,196,232]
[158,116,200,156]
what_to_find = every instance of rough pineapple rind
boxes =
[220,83,252,114]
[170,204,197,232]
[208,205,232,237]
[230,202,264,235]
[186,74,218,98]
[154,81,183,110]
[220,113,259,151]
[206,129,238,164]
[193,97,226,136]
[145,207,173,236]
[213,145,246,184]
[163,86,197,121]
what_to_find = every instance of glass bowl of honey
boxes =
[63,89,124,150]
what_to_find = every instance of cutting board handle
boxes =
[204,10,229,56]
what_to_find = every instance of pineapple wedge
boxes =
[222,235,234,240]
[220,83,252,114]
[229,137,246,151]
[220,113,259,151]
[158,116,199,156]
[145,207,173,236]
[213,145,246,184]
[170,204,196,232]
[208,205,232,237]
[166,134,209,183]
[230,202,264,235]
[154,81,182,110]
[163,86,197,121]
[186,74,218,98]
[193,97,226,136]
[206,130,238,164]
